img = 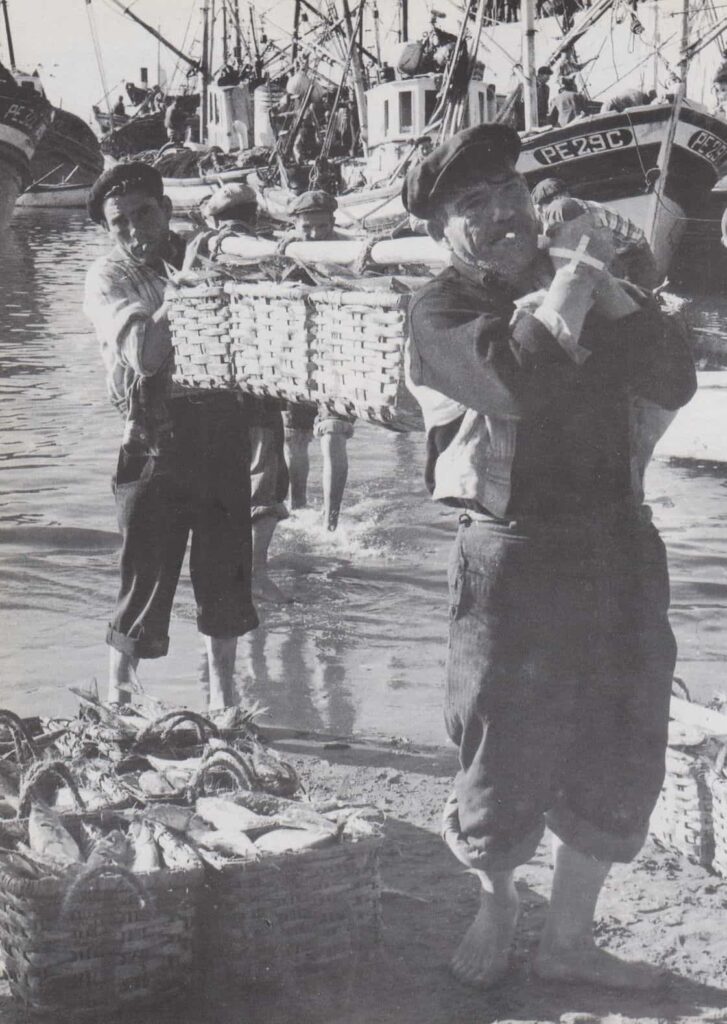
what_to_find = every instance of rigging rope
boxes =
[85,0,113,115]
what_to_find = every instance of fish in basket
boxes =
[649,720,715,868]
[0,787,204,1016]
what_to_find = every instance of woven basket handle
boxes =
[0,709,39,764]
[60,863,151,920]
[17,761,87,819]
[189,747,255,798]
[136,710,220,747]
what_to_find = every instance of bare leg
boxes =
[205,636,238,711]
[450,868,519,988]
[108,648,139,705]
[252,515,292,603]
[283,429,311,510]
[534,836,665,989]
[320,434,348,532]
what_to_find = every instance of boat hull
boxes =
[0,84,52,229]
[252,103,727,277]
[15,182,91,208]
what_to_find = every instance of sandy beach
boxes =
[2,732,724,1024]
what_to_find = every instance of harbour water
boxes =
[1,210,726,745]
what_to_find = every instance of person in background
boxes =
[113,95,126,117]
[549,76,586,126]
[197,183,292,603]
[164,98,186,144]
[281,190,355,532]
[535,65,552,124]
[711,59,727,117]
[83,164,258,710]
[531,177,660,289]
[403,123,695,990]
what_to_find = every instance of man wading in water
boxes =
[404,123,696,989]
[84,164,258,710]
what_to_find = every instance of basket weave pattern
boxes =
[650,748,714,867]
[227,281,313,404]
[168,283,235,390]
[0,814,203,1016]
[201,838,382,983]
[168,280,423,431]
[309,289,422,431]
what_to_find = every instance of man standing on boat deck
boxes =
[403,123,696,990]
[83,163,258,710]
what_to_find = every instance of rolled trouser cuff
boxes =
[314,416,355,439]
[251,502,290,523]
[546,803,649,864]
[441,790,544,873]
[106,626,169,659]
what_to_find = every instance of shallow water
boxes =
[1,210,726,745]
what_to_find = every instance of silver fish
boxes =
[254,828,335,855]
[129,819,160,872]
[28,804,82,867]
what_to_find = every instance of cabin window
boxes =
[399,91,413,132]
[424,90,437,126]
[384,99,389,135]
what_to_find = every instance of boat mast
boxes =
[200,0,209,144]
[1,0,16,69]
[341,0,369,150]
[646,0,690,251]
[106,0,201,73]
[522,0,538,129]
[400,0,408,42]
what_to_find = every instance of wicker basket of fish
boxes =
[0,791,204,1017]
[706,745,727,877]
[308,288,423,432]
[649,722,715,868]
[168,281,235,390]
[190,788,383,984]
[226,280,315,404]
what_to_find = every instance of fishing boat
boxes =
[0,63,51,228]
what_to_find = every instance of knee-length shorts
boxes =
[107,394,259,659]
[442,509,676,871]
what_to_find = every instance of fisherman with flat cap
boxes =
[404,124,696,990]
[83,162,258,708]
[281,189,356,531]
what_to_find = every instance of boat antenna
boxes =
[1,0,16,69]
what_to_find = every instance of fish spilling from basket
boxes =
[0,694,384,1015]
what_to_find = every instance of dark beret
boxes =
[402,123,521,220]
[530,177,568,205]
[537,65,552,77]
[287,190,338,215]
[87,162,165,224]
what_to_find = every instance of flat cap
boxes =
[402,123,521,220]
[200,182,257,219]
[288,190,338,215]
[87,162,164,224]
[530,177,568,205]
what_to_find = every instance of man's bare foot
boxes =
[450,887,519,988]
[252,574,293,604]
[325,509,339,532]
[534,940,667,990]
